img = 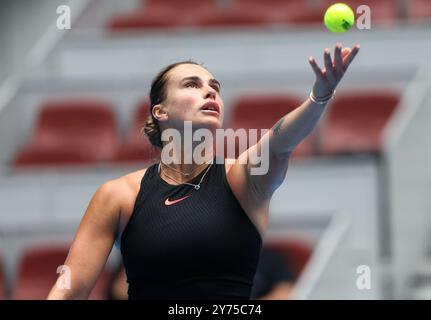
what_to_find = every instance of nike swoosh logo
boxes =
[164,194,191,206]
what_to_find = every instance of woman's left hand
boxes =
[308,43,360,99]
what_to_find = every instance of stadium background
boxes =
[0,0,430,299]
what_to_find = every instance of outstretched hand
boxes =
[308,43,360,99]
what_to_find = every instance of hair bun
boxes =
[143,116,163,149]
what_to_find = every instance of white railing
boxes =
[293,211,381,299]
[383,66,431,298]
[0,0,92,116]
[293,212,350,299]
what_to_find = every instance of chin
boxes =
[194,117,222,130]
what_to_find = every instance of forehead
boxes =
[167,64,215,84]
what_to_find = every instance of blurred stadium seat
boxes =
[195,9,276,28]
[13,246,111,300]
[108,0,220,30]
[263,237,312,281]
[226,94,314,158]
[141,0,216,9]
[287,9,326,26]
[108,0,400,30]
[107,7,188,30]
[14,148,98,167]
[320,90,400,155]
[407,0,431,22]
[284,0,328,26]
[195,0,290,27]
[233,0,305,22]
[114,101,160,163]
[14,99,119,167]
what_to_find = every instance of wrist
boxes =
[310,89,336,104]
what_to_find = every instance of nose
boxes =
[204,86,216,100]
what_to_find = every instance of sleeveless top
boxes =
[120,157,262,299]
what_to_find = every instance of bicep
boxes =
[56,181,121,298]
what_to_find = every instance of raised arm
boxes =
[267,43,360,158]
[234,43,360,200]
[47,180,123,299]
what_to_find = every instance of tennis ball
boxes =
[324,3,355,33]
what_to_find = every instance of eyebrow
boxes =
[180,76,221,89]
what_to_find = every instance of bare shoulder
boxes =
[106,168,147,207]
[96,169,144,201]
[117,168,149,193]
[112,168,150,235]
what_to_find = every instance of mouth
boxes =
[200,101,220,115]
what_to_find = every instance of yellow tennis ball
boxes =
[324,3,355,33]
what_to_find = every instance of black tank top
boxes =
[120,157,262,300]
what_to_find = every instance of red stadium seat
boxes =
[320,91,400,155]
[233,0,308,25]
[108,0,219,30]
[142,0,215,7]
[195,10,276,28]
[225,94,314,158]
[233,0,302,11]
[195,0,301,28]
[108,8,187,30]
[13,246,111,300]
[110,0,399,30]
[143,0,216,8]
[114,101,160,163]
[263,237,312,281]
[14,147,97,167]
[407,0,431,22]
[14,99,119,167]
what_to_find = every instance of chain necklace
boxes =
[159,161,213,190]
[160,160,210,177]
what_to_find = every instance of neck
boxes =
[158,123,219,183]
[160,141,214,184]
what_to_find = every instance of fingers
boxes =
[308,56,324,78]
[309,44,360,83]
[324,48,336,84]
[341,48,351,60]
[334,43,344,78]
[343,44,360,70]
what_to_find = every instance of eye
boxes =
[185,82,199,88]
[212,85,221,93]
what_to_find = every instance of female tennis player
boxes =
[47,43,360,300]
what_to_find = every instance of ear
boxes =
[152,104,168,122]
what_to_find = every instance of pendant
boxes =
[194,185,200,190]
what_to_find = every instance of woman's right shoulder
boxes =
[96,167,151,210]
[102,168,149,196]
